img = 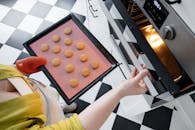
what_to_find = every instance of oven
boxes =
[100,0,195,99]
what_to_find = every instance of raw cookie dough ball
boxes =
[64,38,73,46]
[52,58,61,67]
[65,64,75,73]
[52,34,61,43]
[81,67,90,77]
[64,27,72,35]
[64,49,74,58]
[80,54,88,62]
[40,43,49,52]
[76,42,85,50]
[52,45,61,54]
[90,60,100,69]
[69,78,79,88]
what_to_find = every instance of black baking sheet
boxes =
[23,14,118,104]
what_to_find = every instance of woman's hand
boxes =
[116,67,150,98]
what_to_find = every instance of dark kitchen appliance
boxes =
[101,0,195,99]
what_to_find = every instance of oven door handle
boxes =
[165,0,181,4]
[99,0,159,96]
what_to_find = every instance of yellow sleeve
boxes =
[28,114,85,130]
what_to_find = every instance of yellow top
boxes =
[0,64,29,83]
[0,64,84,130]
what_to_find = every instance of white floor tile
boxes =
[22,48,29,54]
[0,45,21,64]
[138,54,155,71]
[0,23,15,43]
[123,26,137,43]
[45,6,69,23]
[143,94,154,107]
[18,15,43,34]
[29,71,51,86]
[109,4,123,20]
[119,64,132,78]
[100,112,116,130]
[101,73,112,86]
[71,0,87,16]
[117,101,145,124]
[79,81,101,103]
[38,0,58,5]
[169,110,191,130]
[13,0,37,13]
[0,5,10,21]
[118,95,151,116]
[85,0,111,51]
[106,67,126,88]
[108,37,128,63]
[140,125,154,130]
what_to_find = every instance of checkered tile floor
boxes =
[0,0,192,129]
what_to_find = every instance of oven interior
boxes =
[121,0,194,96]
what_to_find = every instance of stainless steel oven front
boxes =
[101,0,195,98]
[134,0,195,86]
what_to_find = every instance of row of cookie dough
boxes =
[51,58,99,70]
[41,41,85,53]
[52,27,73,43]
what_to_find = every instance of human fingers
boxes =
[141,64,151,79]
[141,64,153,81]
[139,85,148,93]
[131,64,147,78]
[130,67,137,78]
[134,69,148,82]
[141,64,147,69]
[139,79,147,89]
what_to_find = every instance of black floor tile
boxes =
[105,0,114,11]
[95,82,112,100]
[94,82,119,113]
[143,106,173,130]
[131,42,144,54]
[109,23,118,40]
[0,0,17,7]
[112,115,141,130]
[74,99,90,114]
[6,29,32,50]
[113,103,120,113]
[14,52,30,64]
[151,97,168,108]
[152,97,164,104]
[29,2,52,18]
[55,0,76,10]
[190,92,195,103]
[73,13,86,24]
[15,52,30,62]
[114,19,126,33]
[0,43,3,49]
[2,9,25,27]
[119,43,133,64]
[35,20,53,34]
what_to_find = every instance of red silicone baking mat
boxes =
[24,14,118,104]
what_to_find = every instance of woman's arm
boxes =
[79,68,149,130]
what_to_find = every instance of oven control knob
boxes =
[162,26,176,40]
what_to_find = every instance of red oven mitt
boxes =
[16,56,47,74]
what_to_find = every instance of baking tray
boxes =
[23,14,118,104]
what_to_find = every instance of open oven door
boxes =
[99,0,178,115]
